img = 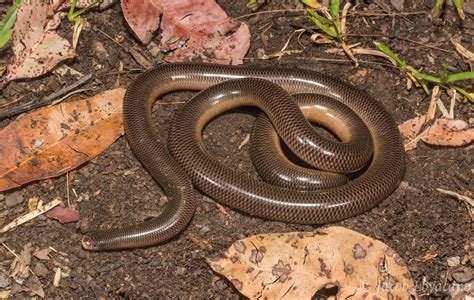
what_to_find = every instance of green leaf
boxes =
[431,0,445,18]
[69,0,100,22]
[0,0,24,49]
[310,17,338,37]
[247,0,257,7]
[307,8,332,24]
[374,41,406,67]
[419,80,430,95]
[0,30,12,49]
[453,86,473,102]
[329,0,339,20]
[414,72,442,84]
[445,71,474,83]
[453,0,465,19]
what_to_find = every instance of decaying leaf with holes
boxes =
[208,227,415,299]
[399,117,474,150]
[121,0,250,64]
[0,1,75,89]
[121,0,162,44]
[0,88,125,191]
[419,118,474,147]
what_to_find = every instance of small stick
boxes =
[0,74,92,121]
[66,172,70,209]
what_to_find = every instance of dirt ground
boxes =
[0,0,473,298]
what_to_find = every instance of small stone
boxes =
[447,256,460,267]
[0,271,9,288]
[93,41,109,63]
[390,0,405,11]
[5,191,24,208]
[159,196,168,206]
[0,194,4,201]
[147,42,161,57]
[452,267,473,283]
[199,226,210,235]
[34,263,49,277]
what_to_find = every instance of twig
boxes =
[0,95,25,109]
[437,188,474,207]
[234,9,426,20]
[234,8,305,20]
[347,34,455,54]
[0,74,92,121]
[66,172,71,209]
[0,198,62,233]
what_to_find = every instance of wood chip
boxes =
[0,199,61,233]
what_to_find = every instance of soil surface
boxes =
[1,0,473,298]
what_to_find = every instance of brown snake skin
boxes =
[250,93,371,190]
[81,63,405,251]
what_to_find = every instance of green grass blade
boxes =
[445,71,474,83]
[374,41,406,67]
[247,0,256,7]
[431,0,445,17]
[453,85,474,102]
[420,81,430,95]
[307,9,332,24]
[0,0,24,49]
[0,30,12,48]
[414,72,442,84]
[453,0,465,19]
[330,0,339,20]
[310,17,338,37]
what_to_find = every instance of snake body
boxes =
[81,63,405,251]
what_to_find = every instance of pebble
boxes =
[199,226,210,235]
[452,267,473,283]
[5,191,24,208]
[34,262,50,277]
[0,271,10,288]
[447,256,460,267]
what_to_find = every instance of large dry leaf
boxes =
[121,0,161,44]
[399,115,426,142]
[1,1,75,88]
[208,227,415,299]
[420,118,474,146]
[399,117,473,150]
[0,89,125,191]
[121,0,250,64]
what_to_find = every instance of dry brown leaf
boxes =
[398,115,426,150]
[420,118,474,147]
[0,89,125,191]
[121,0,250,64]
[120,0,162,44]
[33,248,52,261]
[208,227,415,299]
[399,117,473,150]
[1,1,75,88]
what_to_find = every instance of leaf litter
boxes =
[1,1,75,89]
[208,227,415,299]
[0,88,125,191]
[121,0,251,64]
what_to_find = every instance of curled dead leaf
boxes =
[2,1,75,88]
[121,0,250,64]
[420,118,474,147]
[0,89,125,191]
[208,227,415,299]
